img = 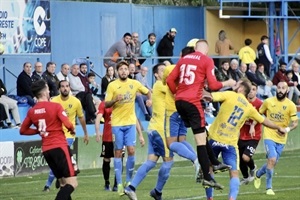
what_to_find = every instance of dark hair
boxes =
[181,47,195,57]
[251,82,258,88]
[116,60,129,71]
[31,79,47,98]
[88,72,95,78]
[46,61,56,68]
[58,80,69,88]
[23,62,31,68]
[79,63,87,68]
[257,63,264,68]
[240,80,252,97]
[123,32,132,38]
[245,38,252,46]
[261,35,269,41]
[280,61,287,66]
[286,70,293,75]
[221,60,229,65]
[152,63,165,79]
[148,33,156,38]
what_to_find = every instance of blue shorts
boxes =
[165,110,187,138]
[264,139,285,162]
[112,125,136,150]
[209,139,239,170]
[66,138,75,147]
[147,130,173,158]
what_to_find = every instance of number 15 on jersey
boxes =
[179,64,197,85]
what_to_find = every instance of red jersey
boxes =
[239,98,263,141]
[97,101,113,142]
[167,51,223,104]
[20,102,74,152]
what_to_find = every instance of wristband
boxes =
[285,127,291,133]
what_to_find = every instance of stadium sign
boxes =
[0,141,14,177]
[14,140,48,176]
[0,0,51,54]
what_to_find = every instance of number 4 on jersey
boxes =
[179,64,197,85]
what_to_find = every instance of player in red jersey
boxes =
[95,101,118,191]
[238,82,263,185]
[167,39,236,188]
[20,79,77,200]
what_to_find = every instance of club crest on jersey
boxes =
[129,85,133,89]
[283,106,287,110]
[69,104,72,108]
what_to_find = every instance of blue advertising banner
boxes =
[0,0,51,54]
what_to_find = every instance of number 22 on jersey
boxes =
[179,64,197,85]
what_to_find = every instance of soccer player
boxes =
[163,47,200,182]
[125,63,173,200]
[105,60,150,196]
[95,100,117,191]
[206,80,285,200]
[254,81,298,195]
[43,80,89,191]
[166,39,236,188]
[20,79,77,200]
[238,83,263,185]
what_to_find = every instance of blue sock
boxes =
[130,160,156,189]
[46,170,55,187]
[181,141,196,156]
[114,158,122,184]
[257,163,267,178]
[205,174,214,199]
[126,155,135,182]
[229,177,240,200]
[169,142,197,162]
[155,160,174,193]
[266,168,274,189]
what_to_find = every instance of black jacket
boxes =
[17,71,33,97]
[157,34,174,57]
[0,79,7,97]
[42,71,59,97]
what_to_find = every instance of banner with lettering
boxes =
[0,141,14,177]
[14,139,78,176]
[0,0,51,54]
[14,140,49,176]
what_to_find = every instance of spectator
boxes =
[228,59,242,82]
[87,72,101,109]
[135,66,152,120]
[56,63,70,81]
[140,33,156,64]
[31,62,43,83]
[0,78,21,127]
[42,62,59,97]
[78,63,90,93]
[128,63,137,79]
[215,30,234,56]
[255,63,274,98]
[17,62,35,106]
[101,65,116,98]
[0,103,8,129]
[216,60,230,82]
[274,30,281,56]
[68,64,96,124]
[257,35,273,77]
[238,63,248,79]
[272,62,300,100]
[291,60,300,90]
[239,38,256,66]
[157,28,177,63]
[103,33,135,68]
[130,32,141,65]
